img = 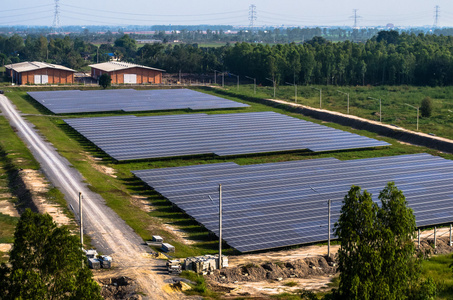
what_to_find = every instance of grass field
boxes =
[219,84,453,140]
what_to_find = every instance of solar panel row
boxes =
[28,89,250,114]
[133,153,453,252]
[64,112,390,161]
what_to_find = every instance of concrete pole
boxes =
[219,184,222,269]
[222,73,224,87]
[273,80,276,98]
[434,226,437,249]
[416,107,419,131]
[418,228,420,249]
[450,224,452,246]
[253,78,256,95]
[79,192,83,246]
[328,199,331,258]
[379,99,382,122]
[237,75,239,90]
[320,89,322,109]
[214,70,217,85]
[347,93,350,114]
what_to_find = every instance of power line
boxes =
[52,0,61,33]
[249,4,257,31]
[350,9,362,28]
[434,5,440,27]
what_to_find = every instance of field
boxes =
[218,83,453,140]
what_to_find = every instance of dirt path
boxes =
[0,95,182,300]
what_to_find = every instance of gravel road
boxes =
[0,94,180,299]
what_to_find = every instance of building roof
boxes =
[89,61,165,73]
[5,61,76,73]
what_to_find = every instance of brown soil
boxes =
[19,169,72,226]
[83,152,117,178]
[0,199,19,217]
[97,276,141,300]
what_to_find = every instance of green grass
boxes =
[3,86,453,258]
[421,254,453,299]
[219,84,453,140]
[0,213,18,244]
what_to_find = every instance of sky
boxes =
[1,0,453,28]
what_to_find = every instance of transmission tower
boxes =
[350,9,362,28]
[434,5,440,27]
[52,0,61,33]
[249,4,257,31]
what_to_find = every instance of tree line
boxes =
[2,30,453,86]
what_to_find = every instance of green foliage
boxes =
[0,209,102,300]
[333,183,435,300]
[421,96,433,118]
[99,73,112,89]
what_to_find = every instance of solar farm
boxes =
[133,153,453,253]
[64,111,390,161]
[27,88,249,114]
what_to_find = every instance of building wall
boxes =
[19,68,74,84]
[91,67,163,84]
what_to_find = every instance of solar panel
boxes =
[27,89,250,114]
[64,112,390,160]
[132,153,453,252]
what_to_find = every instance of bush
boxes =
[420,96,433,118]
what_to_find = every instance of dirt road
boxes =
[0,95,181,299]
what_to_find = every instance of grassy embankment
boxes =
[5,86,453,260]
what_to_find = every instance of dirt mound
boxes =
[418,237,453,257]
[98,276,141,300]
[209,256,337,284]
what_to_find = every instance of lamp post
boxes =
[266,77,276,98]
[214,70,224,87]
[229,73,239,90]
[405,103,419,131]
[209,184,223,269]
[214,70,217,85]
[311,86,322,109]
[285,82,297,103]
[245,76,256,95]
[337,90,350,114]
[310,186,331,258]
[368,97,382,122]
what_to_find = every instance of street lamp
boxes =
[208,184,223,269]
[229,73,239,90]
[337,90,350,114]
[245,76,256,95]
[405,103,419,131]
[285,82,297,103]
[368,97,382,123]
[311,86,322,109]
[310,186,332,258]
[214,70,224,87]
[266,77,276,98]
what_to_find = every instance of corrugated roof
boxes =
[89,61,165,73]
[4,61,76,73]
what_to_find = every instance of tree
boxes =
[0,209,102,300]
[420,96,433,118]
[333,183,435,300]
[99,73,112,89]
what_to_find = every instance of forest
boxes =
[1,30,453,86]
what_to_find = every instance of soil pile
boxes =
[209,256,337,284]
[98,276,141,300]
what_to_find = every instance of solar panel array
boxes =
[133,153,453,252]
[28,89,249,113]
[64,111,390,161]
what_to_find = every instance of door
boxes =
[124,74,137,84]
[41,75,48,84]
[34,75,41,84]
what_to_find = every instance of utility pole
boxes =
[310,186,331,258]
[245,76,256,95]
[79,192,83,246]
[266,77,276,98]
[96,47,99,63]
[337,90,350,114]
[214,70,217,85]
[351,9,361,28]
[434,5,440,28]
[218,184,223,269]
[368,97,382,122]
